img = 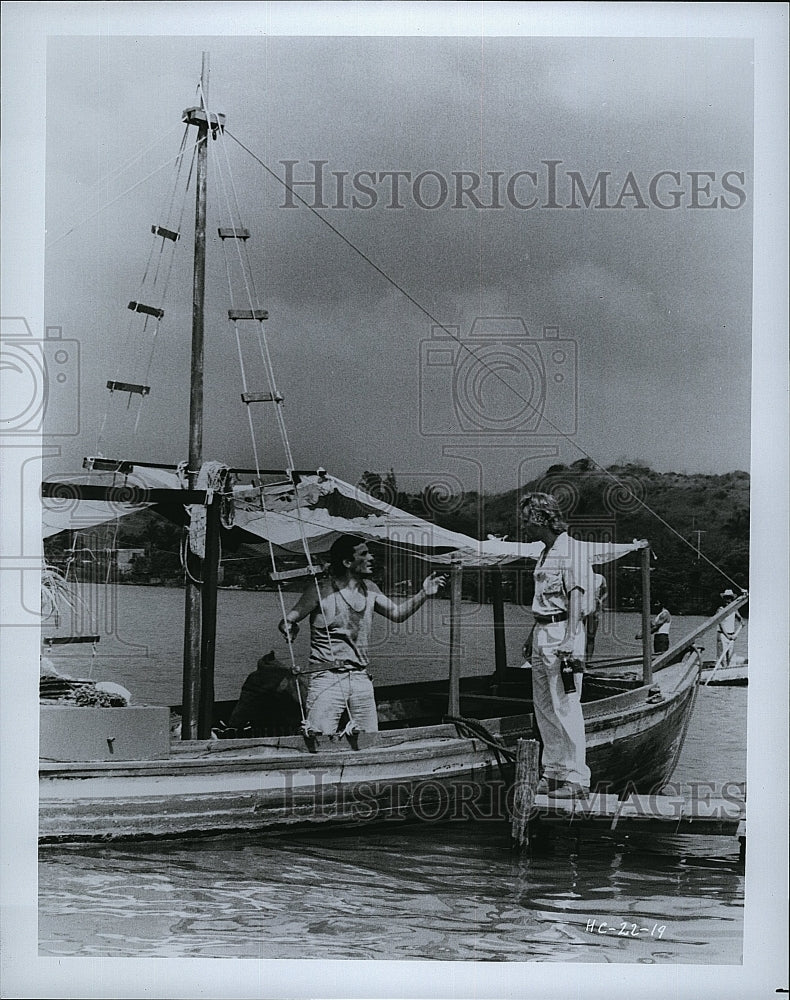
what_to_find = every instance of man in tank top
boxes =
[279,535,445,736]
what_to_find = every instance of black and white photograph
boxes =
[1,3,787,998]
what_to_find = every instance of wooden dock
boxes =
[529,792,745,836]
[509,740,746,858]
[514,792,746,860]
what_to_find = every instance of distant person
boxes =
[650,602,672,653]
[636,599,672,654]
[279,535,445,736]
[225,650,304,737]
[520,491,595,798]
[585,573,607,661]
[716,589,744,668]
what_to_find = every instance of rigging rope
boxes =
[94,127,196,457]
[47,135,203,250]
[48,122,184,247]
[201,83,358,729]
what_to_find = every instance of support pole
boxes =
[447,555,463,717]
[491,567,508,685]
[510,738,540,850]
[182,52,210,740]
[198,497,221,738]
[640,544,653,687]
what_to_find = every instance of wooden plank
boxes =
[82,457,134,474]
[270,566,319,582]
[151,225,179,242]
[182,106,226,131]
[532,793,745,837]
[107,380,150,396]
[241,391,283,404]
[228,309,268,321]
[42,481,207,505]
[127,301,164,319]
[43,635,100,646]
[75,457,321,477]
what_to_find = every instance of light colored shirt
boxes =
[532,532,596,617]
[653,608,671,635]
[717,608,742,638]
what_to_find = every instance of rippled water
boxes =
[39,586,747,962]
[39,821,744,962]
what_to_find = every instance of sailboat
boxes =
[38,57,746,843]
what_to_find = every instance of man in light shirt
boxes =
[520,492,595,798]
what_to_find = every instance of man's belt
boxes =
[305,660,366,674]
[533,612,568,624]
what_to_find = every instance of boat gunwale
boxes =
[39,657,699,778]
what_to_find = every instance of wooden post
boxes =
[198,496,221,739]
[490,567,508,685]
[640,544,653,687]
[447,555,463,717]
[510,738,540,850]
[182,52,211,740]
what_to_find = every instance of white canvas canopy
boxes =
[42,463,644,568]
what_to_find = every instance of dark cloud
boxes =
[44,34,753,491]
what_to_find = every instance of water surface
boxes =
[39,586,747,962]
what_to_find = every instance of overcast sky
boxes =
[40,31,755,495]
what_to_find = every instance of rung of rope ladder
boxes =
[270,567,321,582]
[241,391,283,404]
[228,309,268,321]
[107,380,151,396]
[44,635,101,646]
[128,301,164,319]
[151,225,180,242]
[83,457,134,474]
[218,227,250,240]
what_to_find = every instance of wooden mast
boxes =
[182,52,213,740]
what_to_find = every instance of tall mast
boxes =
[181,53,223,739]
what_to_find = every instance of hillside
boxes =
[366,461,749,614]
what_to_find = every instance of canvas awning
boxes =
[42,463,644,568]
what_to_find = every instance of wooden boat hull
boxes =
[39,655,701,843]
[39,729,510,842]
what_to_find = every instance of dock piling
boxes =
[510,738,540,850]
